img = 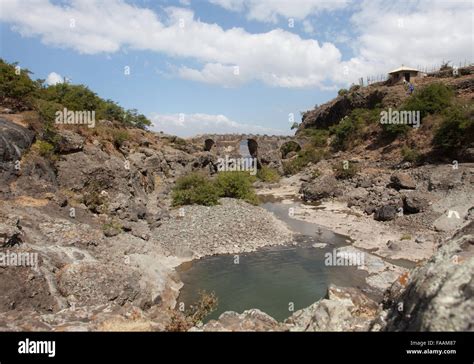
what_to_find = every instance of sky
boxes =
[0,0,472,137]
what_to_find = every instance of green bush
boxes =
[329,108,381,151]
[112,130,130,148]
[401,146,421,163]
[215,171,259,205]
[338,88,349,97]
[403,83,454,119]
[280,141,301,158]
[381,123,410,138]
[300,128,329,148]
[333,161,358,179]
[0,60,38,103]
[33,140,55,158]
[282,147,325,175]
[172,173,220,206]
[330,116,362,150]
[433,104,474,152]
[0,58,151,130]
[257,166,280,183]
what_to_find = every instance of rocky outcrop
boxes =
[285,286,379,331]
[390,172,416,190]
[297,88,386,131]
[192,309,284,332]
[374,223,474,331]
[300,175,342,202]
[0,118,35,165]
[192,286,378,332]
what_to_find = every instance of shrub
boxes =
[257,166,280,183]
[338,88,349,97]
[0,59,38,104]
[333,161,358,179]
[403,83,454,119]
[433,104,474,152]
[215,171,259,205]
[300,128,329,148]
[401,146,421,163]
[112,130,130,148]
[172,173,220,206]
[166,291,218,332]
[282,147,325,175]
[381,123,410,138]
[330,116,363,150]
[32,140,55,158]
[280,141,301,158]
[329,108,381,151]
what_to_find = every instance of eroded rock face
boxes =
[285,286,379,332]
[56,262,145,308]
[0,118,35,164]
[192,309,285,332]
[377,223,474,331]
[297,89,386,131]
[191,286,378,332]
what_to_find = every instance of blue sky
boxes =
[0,0,472,136]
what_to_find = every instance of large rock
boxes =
[390,172,416,190]
[374,205,398,221]
[0,118,35,164]
[377,223,474,331]
[56,262,146,308]
[300,175,341,202]
[402,192,430,214]
[57,130,85,154]
[285,286,378,331]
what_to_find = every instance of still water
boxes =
[177,202,370,322]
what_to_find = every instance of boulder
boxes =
[300,175,342,202]
[402,193,430,214]
[374,205,398,221]
[57,130,85,154]
[285,286,378,331]
[379,224,474,331]
[390,172,416,190]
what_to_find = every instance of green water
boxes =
[177,202,371,322]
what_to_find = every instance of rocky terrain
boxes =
[0,64,473,332]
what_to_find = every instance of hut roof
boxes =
[388,66,419,74]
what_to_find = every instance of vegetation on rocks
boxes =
[166,291,218,332]
[172,173,220,207]
[172,171,259,206]
[256,166,280,183]
[0,59,152,130]
[333,161,359,179]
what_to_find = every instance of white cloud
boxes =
[149,113,286,137]
[209,0,351,22]
[0,1,342,88]
[45,72,63,85]
[333,0,474,84]
[0,0,472,89]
